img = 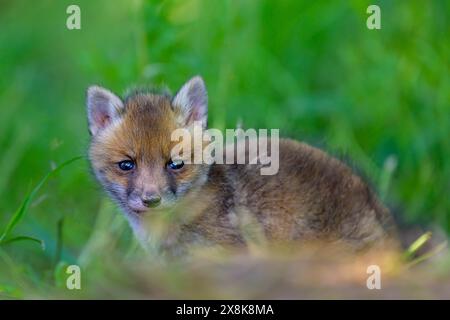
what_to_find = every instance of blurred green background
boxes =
[0,0,448,298]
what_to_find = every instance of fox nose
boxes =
[141,193,161,208]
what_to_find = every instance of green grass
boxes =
[0,0,449,298]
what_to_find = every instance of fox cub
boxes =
[86,76,397,252]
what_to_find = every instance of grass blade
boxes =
[0,156,82,242]
[403,232,432,260]
[0,235,45,250]
[406,241,448,268]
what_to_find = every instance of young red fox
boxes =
[86,76,397,253]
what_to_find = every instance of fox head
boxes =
[86,76,209,220]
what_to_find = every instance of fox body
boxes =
[86,76,396,252]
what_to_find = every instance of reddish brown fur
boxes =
[87,79,398,254]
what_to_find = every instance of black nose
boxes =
[141,194,161,208]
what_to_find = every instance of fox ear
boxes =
[172,76,208,128]
[86,86,124,136]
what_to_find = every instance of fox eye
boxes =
[118,160,135,171]
[167,159,184,170]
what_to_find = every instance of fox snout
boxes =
[142,193,162,207]
[128,188,162,212]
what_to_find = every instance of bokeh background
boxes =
[0,0,449,298]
